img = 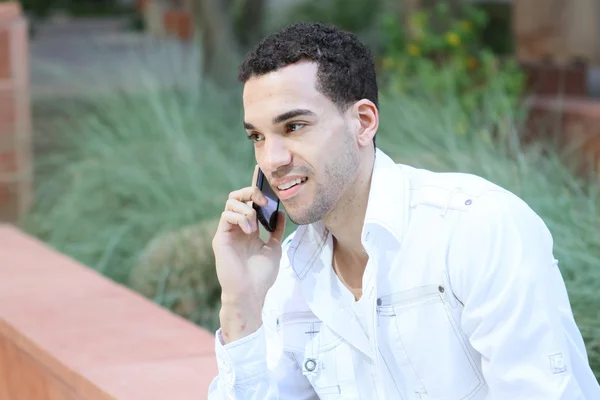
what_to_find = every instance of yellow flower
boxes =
[466,56,478,70]
[446,32,461,47]
[407,44,421,57]
[460,20,472,32]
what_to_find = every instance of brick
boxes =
[177,12,193,41]
[0,225,218,399]
[0,130,13,152]
[0,89,17,136]
[0,2,31,224]
[9,12,28,87]
[0,1,20,81]
[163,10,193,41]
[0,180,18,221]
[0,2,20,20]
[513,0,600,66]
[0,151,17,173]
[522,63,588,97]
[0,335,77,400]
[135,0,150,13]
[82,356,218,400]
[526,96,600,176]
[0,28,9,80]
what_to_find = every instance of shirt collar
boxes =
[362,148,409,246]
[286,148,409,279]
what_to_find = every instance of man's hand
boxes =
[212,166,286,344]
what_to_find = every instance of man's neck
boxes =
[323,150,376,292]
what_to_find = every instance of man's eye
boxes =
[247,133,264,142]
[285,123,304,134]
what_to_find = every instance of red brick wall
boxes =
[0,2,32,224]
[526,96,600,176]
[0,225,218,399]
[0,333,78,400]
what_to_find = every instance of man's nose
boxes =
[263,136,292,173]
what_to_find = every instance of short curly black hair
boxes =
[238,22,379,111]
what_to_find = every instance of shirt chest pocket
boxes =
[276,312,361,399]
[377,285,485,400]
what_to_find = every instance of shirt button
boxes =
[438,285,445,293]
[376,298,382,306]
[304,358,317,372]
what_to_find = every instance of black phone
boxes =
[253,168,280,232]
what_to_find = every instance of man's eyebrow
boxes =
[272,109,316,125]
[243,109,315,131]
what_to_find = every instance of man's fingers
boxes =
[251,165,259,187]
[247,165,260,207]
[228,186,267,206]
[225,199,257,231]
[218,210,256,235]
[216,180,267,238]
[225,198,255,215]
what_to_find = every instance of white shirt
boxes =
[208,148,600,399]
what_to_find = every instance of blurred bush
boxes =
[278,0,526,142]
[24,78,255,331]
[474,1,514,55]
[282,0,381,35]
[377,1,525,131]
[129,217,221,328]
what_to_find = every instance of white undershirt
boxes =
[335,274,370,338]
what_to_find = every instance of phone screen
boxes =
[254,168,280,232]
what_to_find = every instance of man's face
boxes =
[242,61,361,225]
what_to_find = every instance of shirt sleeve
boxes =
[207,321,318,399]
[207,231,318,399]
[447,190,600,399]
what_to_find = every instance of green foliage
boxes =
[474,1,514,55]
[14,0,54,17]
[281,0,381,35]
[378,1,525,125]
[25,81,254,331]
[16,0,129,18]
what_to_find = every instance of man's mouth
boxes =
[275,177,308,199]
[277,177,307,191]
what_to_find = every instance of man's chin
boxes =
[284,204,326,226]
[283,206,310,226]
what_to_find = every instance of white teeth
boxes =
[278,178,303,190]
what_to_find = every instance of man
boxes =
[208,22,600,399]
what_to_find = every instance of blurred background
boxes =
[1,0,600,382]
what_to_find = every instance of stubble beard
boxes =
[287,136,360,226]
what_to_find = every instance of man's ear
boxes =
[352,100,378,148]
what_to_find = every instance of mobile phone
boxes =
[253,168,280,232]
